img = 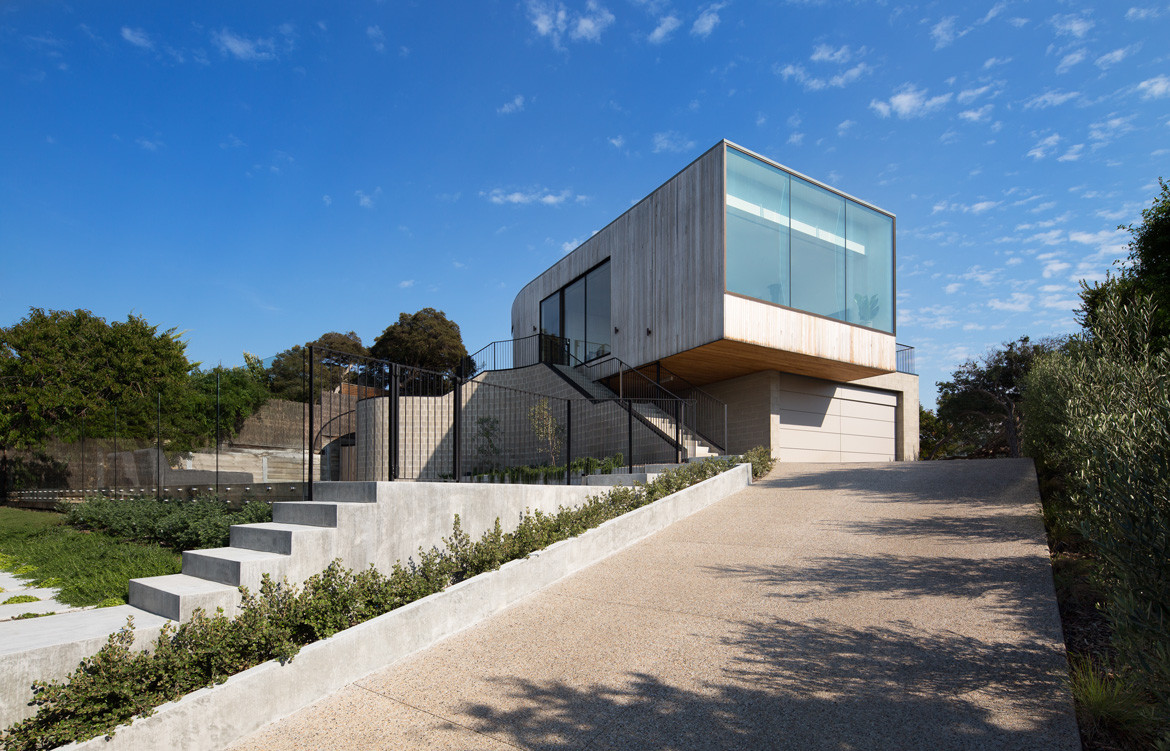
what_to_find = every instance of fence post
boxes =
[453,375,463,482]
[675,399,682,464]
[626,399,633,473]
[723,404,728,456]
[307,346,315,501]
[215,371,221,498]
[565,399,572,485]
[156,392,162,499]
[391,363,399,480]
[113,405,118,498]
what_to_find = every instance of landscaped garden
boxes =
[0,498,273,611]
[0,449,773,751]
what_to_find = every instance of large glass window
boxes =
[846,202,894,332]
[724,146,894,334]
[726,150,789,305]
[539,260,612,363]
[790,178,845,320]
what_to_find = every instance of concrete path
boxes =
[228,460,1079,750]
[0,570,73,622]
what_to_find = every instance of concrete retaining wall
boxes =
[61,463,752,751]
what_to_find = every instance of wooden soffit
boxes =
[658,338,891,387]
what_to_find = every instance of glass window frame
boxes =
[723,143,897,336]
[538,258,612,364]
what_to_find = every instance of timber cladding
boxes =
[511,142,725,368]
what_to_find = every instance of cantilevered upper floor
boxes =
[511,140,898,386]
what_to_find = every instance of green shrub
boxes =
[2,595,39,605]
[1068,654,1159,747]
[1,456,747,749]
[1023,289,1170,731]
[739,446,775,479]
[63,497,272,552]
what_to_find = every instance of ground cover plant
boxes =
[0,450,772,750]
[0,508,180,608]
[63,496,271,552]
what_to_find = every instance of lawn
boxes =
[0,507,181,608]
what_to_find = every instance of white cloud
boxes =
[1006,257,1023,266]
[1095,45,1137,69]
[870,84,952,119]
[957,85,991,104]
[1024,89,1079,109]
[787,132,804,145]
[483,187,572,205]
[1126,7,1162,21]
[811,44,852,64]
[1057,144,1084,162]
[608,135,624,148]
[989,293,1033,312]
[968,200,999,213]
[837,119,855,136]
[213,29,276,61]
[1138,75,1170,99]
[648,15,680,44]
[367,25,385,53]
[959,104,993,123]
[561,238,582,253]
[944,283,962,294]
[1089,114,1135,145]
[219,133,245,149]
[121,27,153,49]
[779,62,872,91]
[1056,49,1087,74]
[983,56,1011,69]
[355,187,381,208]
[527,0,614,47]
[1027,133,1061,160]
[691,3,725,38]
[652,131,695,153]
[398,280,416,288]
[962,265,1000,285]
[572,1,615,42]
[322,195,332,206]
[136,137,163,151]
[1043,259,1072,277]
[963,322,985,331]
[1050,14,1094,38]
[497,95,525,114]
[930,17,958,49]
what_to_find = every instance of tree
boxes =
[264,332,370,403]
[370,308,467,374]
[0,308,195,450]
[1078,177,1170,347]
[935,336,1061,458]
[918,405,962,460]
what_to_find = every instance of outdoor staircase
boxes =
[128,498,376,622]
[549,364,719,460]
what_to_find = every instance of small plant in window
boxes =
[854,293,881,325]
[528,398,563,466]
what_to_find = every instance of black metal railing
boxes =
[896,343,916,375]
[306,346,690,492]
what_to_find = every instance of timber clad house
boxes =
[511,140,919,462]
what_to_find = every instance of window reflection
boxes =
[539,260,612,363]
[725,146,894,334]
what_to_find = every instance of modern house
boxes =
[511,140,919,462]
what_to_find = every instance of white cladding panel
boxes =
[772,373,896,462]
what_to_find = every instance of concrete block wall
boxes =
[699,371,772,454]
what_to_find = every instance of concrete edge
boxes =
[59,463,752,751]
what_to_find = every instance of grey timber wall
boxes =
[511,142,725,369]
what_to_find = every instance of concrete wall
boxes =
[699,371,772,454]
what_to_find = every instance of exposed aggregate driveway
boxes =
[230,459,1080,751]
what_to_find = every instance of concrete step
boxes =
[271,501,340,528]
[231,522,335,556]
[128,574,241,622]
[182,547,291,590]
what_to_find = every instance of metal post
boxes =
[390,363,399,480]
[113,405,118,498]
[626,399,633,473]
[215,371,220,498]
[307,346,315,501]
[723,405,728,455]
[674,399,682,464]
[301,348,307,499]
[619,364,624,399]
[156,392,162,499]
[565,400,572,485]
[453,376,462,482]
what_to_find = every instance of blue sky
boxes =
[2,1,1166,406]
